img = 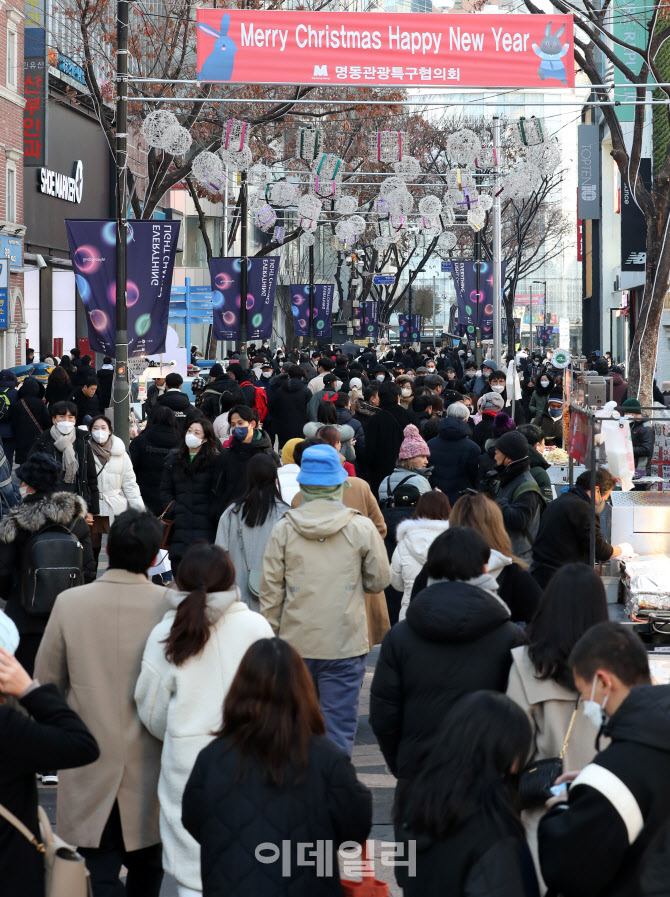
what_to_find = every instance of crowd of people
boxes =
[0,340,667,897]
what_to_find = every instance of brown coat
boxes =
[34,569,170,850]
[292,477,390,646]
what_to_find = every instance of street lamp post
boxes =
[114,0,130,446]
[239,170,249,367]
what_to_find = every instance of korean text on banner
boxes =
[196,10,574,89]
[210,257,278,341]
[65,220,180,357]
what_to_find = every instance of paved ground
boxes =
[38,647,401,896]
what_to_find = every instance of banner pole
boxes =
[308,244,315,344]
[492,115,502,367]
[185,277,191,360]
[114,0,130,447]
[239,170,249,367]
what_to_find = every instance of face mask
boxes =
[483,369,491,378]
[92,429,109,444]
[427,367,435,373]
[185,433,204,449]
[19,485,29,498]
[233,426,250,441]
[262,371,272,379]
[56,421,75,435]
[376,374,386,382]
[401,387,412,398]
[540,379,549,387]
[582,675,608,728]
[465,370,476,378]
[491,384,505,393]
[549,407,563,418]
[467,352,473,358]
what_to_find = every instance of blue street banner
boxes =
[452,260,506,340]
[209,256,278,340]
[65,220,180,356]
[410,314,422,341]
[362,300,379,340]
[290,284,335,338]
[397,313,409,341]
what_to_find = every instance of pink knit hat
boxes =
[399,424,430,460]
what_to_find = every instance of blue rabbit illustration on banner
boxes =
[532,22,569,85]
[197,13,237,81]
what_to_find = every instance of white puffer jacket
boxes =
[391,517,450,620]
[93,434,145,521]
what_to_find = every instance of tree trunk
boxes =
[628,213,670,404]
[504,298,516,359]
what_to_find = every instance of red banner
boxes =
[196,10,574,89]
[568,408,591,465]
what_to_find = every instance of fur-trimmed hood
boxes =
[395,517,450,565]
[0,491,87,544]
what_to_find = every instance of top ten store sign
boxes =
[196,10,575,89]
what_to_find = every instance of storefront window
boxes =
[183,216,221,268]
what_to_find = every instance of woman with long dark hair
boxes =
[136,542,272,897]
[402,690,538,897]
[506,563,609,890]
[215,453,288,611]
[129,405,180,515]
[182,638,372,897]
[159,416,220,577]
[45,364,71,407]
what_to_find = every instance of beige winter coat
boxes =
[260,499,391,659]
[506,645,602,893]
[34,569,170,850]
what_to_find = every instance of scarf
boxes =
[91,435,113,467]
[300,483,346,503]
[50,424,78,484]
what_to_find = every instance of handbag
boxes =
[518,698,580,810]
[157,501,175,550]
[22,399,44,434]
[0,802,93,897]
[237,520,261,599]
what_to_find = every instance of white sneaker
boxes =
[39,773,58,785]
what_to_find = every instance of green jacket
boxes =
[528,444,553,503]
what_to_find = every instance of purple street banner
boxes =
[290,284,335,338]
[353,303,364,338]
[358,300,378,340]
[452,260,506,340]
[398,313,409,341]
[65,220,180,356]
[209,256,278,340]
[410,314,422,341]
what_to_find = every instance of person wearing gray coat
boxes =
[215,453,288,612]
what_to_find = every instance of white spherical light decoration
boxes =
[446,128,481,166]
[141,111,180,149]
[191,151,226,192]
[163,125,192,156]
[336,195,358,215]
[419,195,442,217]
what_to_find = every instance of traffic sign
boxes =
[373,275,395,285]
[441,261,452,272]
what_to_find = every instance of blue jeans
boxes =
[304,655,366,756]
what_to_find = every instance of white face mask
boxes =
[427,366,435,373]
[185,433,204,449]
[262,370,272,379]
[401,387,412,397]
[491,384,505,393]
[56,420,75,435]
[582,674,608,729]
[19,485,29,498]
[465,370,476,378]
[376,374,386,382]
[540,379,549,387]
[92,429,109,444]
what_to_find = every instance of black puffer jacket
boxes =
[0,685,99,897]
[630,418,655,470]
[96,366,114,411]
[182,734,372,897]
[128,423,181,515]
[156,390,198,432]
[369,581,525,781]
[269,376,311,445]
[159,446,221,566]
[400,813,539,897]
[540,685,670,897]
[0,492,96,636]
[28,430,100,515]
[215,429,276,510]
[11,380,51,464]
[428,418,480,506]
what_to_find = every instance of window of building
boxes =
[7,26,17,88]
[6,165,16,222]
[183,216,222,268]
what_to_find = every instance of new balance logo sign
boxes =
[313,65,328,78]
[624,252,646,266]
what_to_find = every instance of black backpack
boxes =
[379,474,421,509]
[20,522,84,617]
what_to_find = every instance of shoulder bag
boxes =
[157,501,175,550]
[22,399,44,434]
[518,697,580,810]
[237,519,260,599]
[0,802,93,897]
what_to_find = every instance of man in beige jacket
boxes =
[260,444,391,755]
[35,508,169,897]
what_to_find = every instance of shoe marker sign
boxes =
[196,10,574,89]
